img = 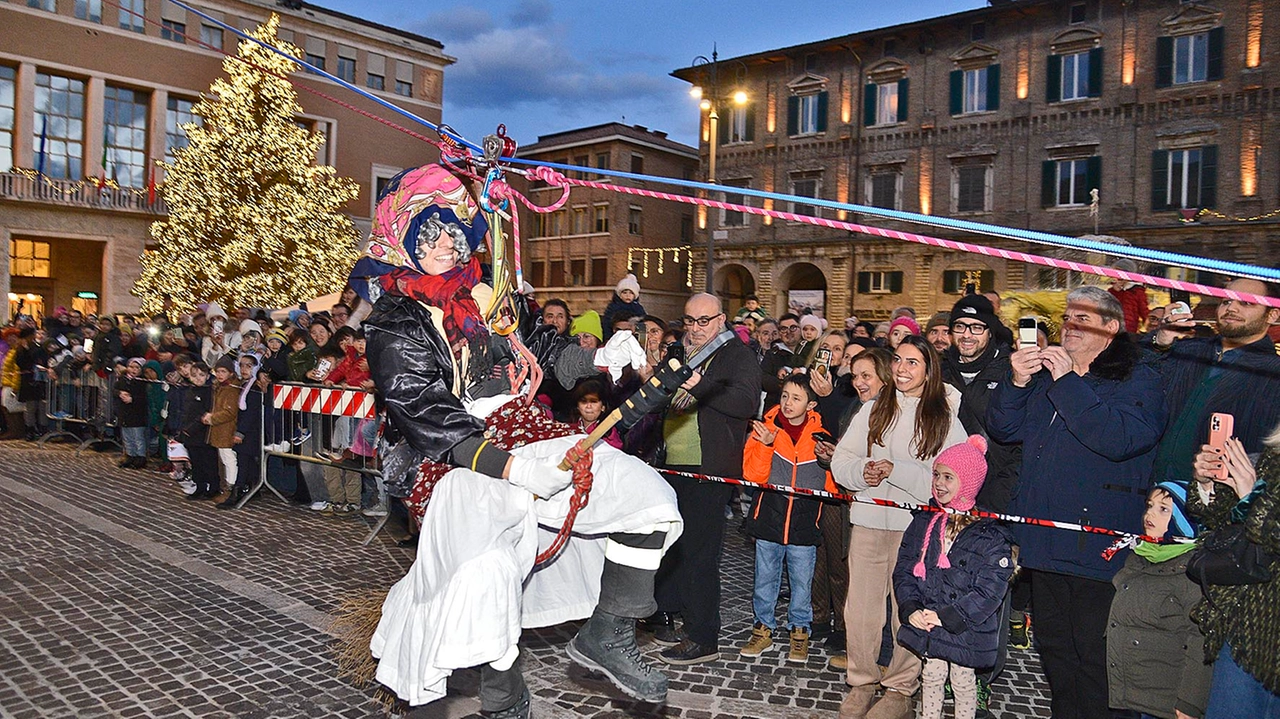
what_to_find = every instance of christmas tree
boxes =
[133,14,360,314]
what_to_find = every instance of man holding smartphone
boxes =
[1146,277,1280,486]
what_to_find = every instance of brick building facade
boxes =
[0,0,450,316]
[672,0,1278,321]
[516,123,700,321]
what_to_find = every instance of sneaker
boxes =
[827,652,847,672]
[808,620,831,642]
[178,480,197,495]
[361,505,389,517]
[310,501,330,511]
[738,624,773,657]
[1010,611,1032,650]
[787,626,810,664]
[291,428,311,446]
[658,639,719,666]
[975,675,992,717]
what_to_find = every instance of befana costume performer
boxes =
[350,162,683,717]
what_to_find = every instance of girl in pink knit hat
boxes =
[891,435,1016,719]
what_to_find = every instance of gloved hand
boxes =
[507,456,574,499]
[594,330,647,381]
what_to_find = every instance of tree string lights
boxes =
[132,14,360,314]
[627,246,692,287]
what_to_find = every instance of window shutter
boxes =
[949,70,963,115]
[787,95,799,136]
[1041,160,1057,207]
[898,78,909,122]
[864,84,877,126]
[1155,36,1173,88]
[857,272,871,294]
[1199,145,1217,208]
[1085,155,1102,197]
[1046,54,1062,103]
[889,272,904,294]
[1151,150,1169,210]
[986,64,1000,111]
[744,103,756,141]
[1206,27,1225,81]
[1087,47,1103,97]
[717,112,730,146]
[816,91,829,133]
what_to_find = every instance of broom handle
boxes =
[556,358,683,470]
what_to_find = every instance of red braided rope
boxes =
[535,439,595,565]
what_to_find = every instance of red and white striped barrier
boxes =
[272,383,377,419]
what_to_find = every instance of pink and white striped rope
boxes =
[553,176,1280,309]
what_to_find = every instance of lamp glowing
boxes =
[732,90,748,105]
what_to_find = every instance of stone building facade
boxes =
[515,123,700,321]
[672,0,1278,321]
[0,0,450,316]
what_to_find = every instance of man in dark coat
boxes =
[653,293,762,666]
[1145,277,1280,485]
[987,286,1166,719]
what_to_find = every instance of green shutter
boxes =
[857,272,870,293]
[1041,160,1057,207]
[864,83,877,126]
[1085,155,1102,197]
[898,78,909,122]
[787,95,799,136]
[1046,54,1062,103]
[717,111,730,146]
[1207,27,1225,81]
[816,91,829,133]
[1087,47,1103,97]
[1199,145,1217,208]
[744,102,756,141]
[949,70,963,115]
[1151,150,1170,210]
[889,272,904,294]
[1155,36,1173,88]
[986,64,1000,111]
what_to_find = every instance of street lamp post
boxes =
[690,47,746,294]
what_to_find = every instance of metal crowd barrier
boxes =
[262,381,387,544]
[38,364,122,455]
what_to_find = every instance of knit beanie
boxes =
[214,354,237,374]
[949,294,1002,333]
[914,435,989,579]
[266,328,289,347]
[1152,481,1197,539]
[888,316,921,337]
[570,310,604,341]
[799,314,827,333]
[925,312,951,332]
[239,319,263,337]
[616,273,641,299]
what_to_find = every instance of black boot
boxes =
[216,485,247,510]
[480,660,530,718]
[568,609,668,703]
[479,686,530,718]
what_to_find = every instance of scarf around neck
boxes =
[381,259,489,375]
[1134,539,1198,563]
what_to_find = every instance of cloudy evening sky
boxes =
[320,0,985,150]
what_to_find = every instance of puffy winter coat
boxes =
[114,375,149,428]
[893,514,1015,669]
[743,407,838,546]
[941,343,1021,512]
[207,379,241,449]
[987,335,1166,581]
[1108,283,1149,334]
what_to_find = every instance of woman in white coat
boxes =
[831,335,966,719]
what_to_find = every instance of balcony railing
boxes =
[0,171,167,214]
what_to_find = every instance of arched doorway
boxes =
[775,262,828,318]
[714,263,756,314]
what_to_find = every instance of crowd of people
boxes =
[3,260,1279,719]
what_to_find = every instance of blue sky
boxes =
[320,0,984,149]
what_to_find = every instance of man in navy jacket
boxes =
[986,286,1165,719]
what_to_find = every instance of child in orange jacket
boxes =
[739,372,839,664]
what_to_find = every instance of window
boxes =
[630,153,644,174]
[165,96,199,161]
[1048,49,1101,102]
[1041,157,1101,207]
[950,64,1000,115]
[787,92,828,135]
[571,207,587,235]
[200,24,223,50]
[28,0,55,12]
[395,80,413,96]
[865,79,908,127]
[943,270,995,294]
[790,174,820,217]
[75,0,102,23]
[628,206,643,235]
[1152,147,1217,210]
[118,0,143,32]
[857,271,904,294]
[883,39,897,57]
[593,205,609,233]
[104,85,148,188]
[721,179,749,227]
[0,66,14,173]
[680,215,694,243]
[594,152,609,178]
[572,154,590,180]
[570,259,587,286]
[548,261,565,287]
[367,73,385,91]
[1156,29,1224,87]
[869,172,900,210]
[1069,3,1087,24]
[306,54,326,72]
[970,22,986,42]
[161,20,186,43]
[395,61,415,97]
[591,258,608,285]
[10,240,51,278]
[33,73,86,180]
[337,53,357,83]
[955,165,990,213]
[530,261,546,286]
[963,68,987,113]
[539,210,565,237]
[720,104,754,144]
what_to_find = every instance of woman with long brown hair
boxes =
[830,335,967,719]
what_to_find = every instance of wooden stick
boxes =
[556,359,683,470]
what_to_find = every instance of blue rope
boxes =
[165,0,483,154]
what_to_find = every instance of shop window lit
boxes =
[10,239,51,278]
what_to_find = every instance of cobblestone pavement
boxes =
[0,441,1051,718]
